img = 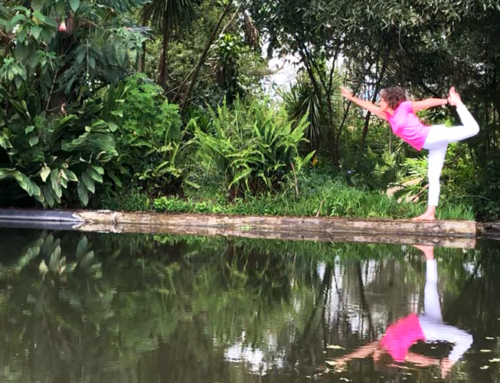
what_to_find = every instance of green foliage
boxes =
[0,0,147,207]
[214,33,249,103]
[98,186,152,211]
[190,97,314,199]
[0,83,126,206]
[105,75,187,196]
[281,73,326,148]
[1,2,146,104]
[153,176,474,220]
[467,153,500,221]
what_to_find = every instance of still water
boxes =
[0,228,499,383]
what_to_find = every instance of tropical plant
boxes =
[141,0,197,89]
[190,97,314,199]
[103,74,190,197]
[213,33,247,104]
[0,0,146,206]
[0,83,127,206]
[281,73,326,150]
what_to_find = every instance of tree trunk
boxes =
[139,41,146,72]
[359,51,388,154]
[359,111,372,153]
[356,261,375,338]
[180,0,234,113]
[326,95,340,167]
[139,13,149,73]
[158,14,169,90]
[359,87,381,153]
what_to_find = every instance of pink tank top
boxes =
[385,101,431,151]
[380,313,425,362]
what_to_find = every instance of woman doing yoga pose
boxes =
[341,86,479,221]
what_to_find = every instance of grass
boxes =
[98,180,475,221]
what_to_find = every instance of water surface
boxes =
[0,228,499,383]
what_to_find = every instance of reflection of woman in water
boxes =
[333,245,473,378]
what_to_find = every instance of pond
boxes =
[0,227,499,383]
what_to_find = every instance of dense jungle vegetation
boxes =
[1,0,499,220]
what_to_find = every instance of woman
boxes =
[332,245,473,378]
[341,86,479,221]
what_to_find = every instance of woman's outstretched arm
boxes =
[341,87,387,120]
[332,341,379,364]
[412,98,448,112]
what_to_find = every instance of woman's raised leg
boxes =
[412,87,479,221]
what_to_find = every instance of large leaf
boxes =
[40,165,51,182]
[0,132,12,149]
[87,167,103,183]
[42,184,55,207]
[82,172,95,193]
[77,182,89,206]
[64,169,79,182]
[50,169,62,198]
[69,0,80,12]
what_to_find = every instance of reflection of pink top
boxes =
[380,313,426,362]
[385,101,431,151]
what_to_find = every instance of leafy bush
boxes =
[105,75,188,197]
[189,97,314,199]
[468,154,500,221]
[0,84,126,207]
[98,186,152,211]
[281,73,326,148]
[0,1,146,207]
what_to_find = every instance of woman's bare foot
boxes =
[448,86,463,106]
[412,213,436,221]
[412,205,436,221]
[413,245,435,260]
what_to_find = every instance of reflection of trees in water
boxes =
[0,229,498,382]
[0,230,324,382]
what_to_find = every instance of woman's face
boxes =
[379,97,389,112]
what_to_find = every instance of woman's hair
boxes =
[380,87,407,109]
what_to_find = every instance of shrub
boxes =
[0,84,125,207]
[105,75,188,197]
[189,97,314,200]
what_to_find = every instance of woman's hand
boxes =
[326,357,347,372]
[440,358,454,378]
[327,356,347,366]
[341,87,353,100]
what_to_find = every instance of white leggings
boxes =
[422,104,480,206]
[419,260,473,363]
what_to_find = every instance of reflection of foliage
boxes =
[0,232,99,277]
[0,230,495,382]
